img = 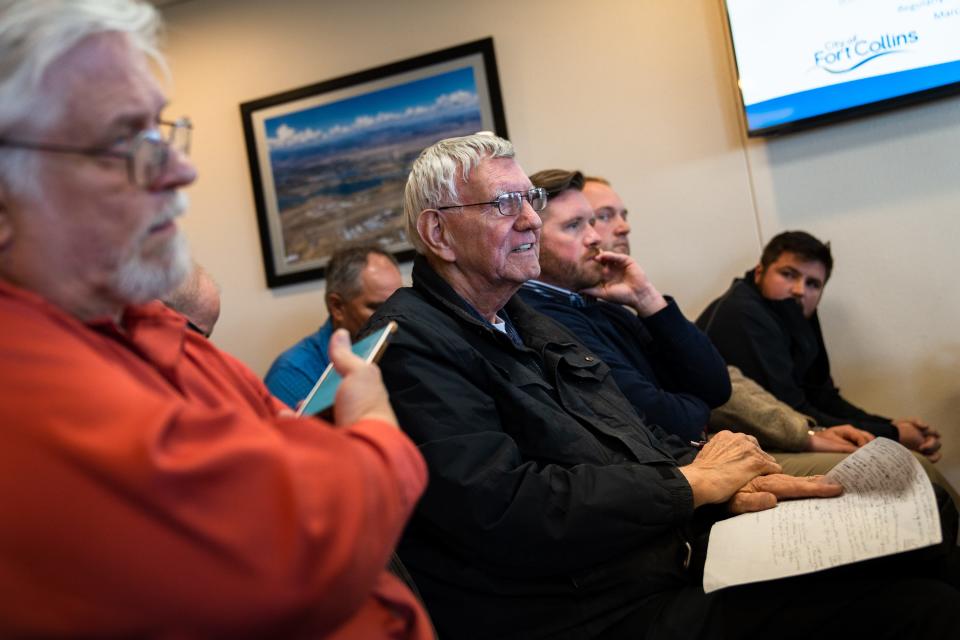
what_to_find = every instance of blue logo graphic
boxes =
[814,31,919,74]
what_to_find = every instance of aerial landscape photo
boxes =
[264,66,486,270]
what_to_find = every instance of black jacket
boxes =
[367,256,713,640]
[518,283,730,441]
[696,270,896,439]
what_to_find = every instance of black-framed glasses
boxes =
[0,117,192,188]
[436,186,548,217]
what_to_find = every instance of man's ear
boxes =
[416,209,456,263]
[326,292,346,329]
[753,263,763,284]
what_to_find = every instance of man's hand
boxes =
[579,251,667,317]
[894,417,942,462]
[678,431,782,508]
[807,425,874,453]
[729,474,843,514]
[327,328,399,429]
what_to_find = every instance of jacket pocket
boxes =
[560,351,610,383]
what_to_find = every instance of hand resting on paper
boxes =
[728,474,843,514]
[678,430,842,512]
[678,431,780,507]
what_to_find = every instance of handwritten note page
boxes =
[702,438,941,593]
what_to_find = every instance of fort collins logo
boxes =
[814,31,919,74]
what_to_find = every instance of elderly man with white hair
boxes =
[0,1,431,637]
[364,133,960,640]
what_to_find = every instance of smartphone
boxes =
[296,321,398,417]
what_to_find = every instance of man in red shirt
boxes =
[0,1,430,637]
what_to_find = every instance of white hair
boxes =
[403,133,514,254]
[0,0,161,192]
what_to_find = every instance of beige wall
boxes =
[161,0,960,486]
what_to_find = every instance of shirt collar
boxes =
[522,279,587,308]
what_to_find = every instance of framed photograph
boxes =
[240,37,508,288]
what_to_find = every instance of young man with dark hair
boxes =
[759,230,834,281]
[697,230,942,460]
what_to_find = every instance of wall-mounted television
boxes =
[723,0,960,136]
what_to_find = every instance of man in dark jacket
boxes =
[696,231,942,461]
[366,134,960,640]
[519,168,729,442]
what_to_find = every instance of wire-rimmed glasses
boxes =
[436,186,548,217]
[0,117,192,188]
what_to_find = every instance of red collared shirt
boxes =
[0,281,431,638]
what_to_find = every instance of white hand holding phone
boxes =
[296,321,398,417]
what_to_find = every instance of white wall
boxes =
[161,0,960,486]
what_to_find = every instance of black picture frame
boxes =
[240,37,508,288]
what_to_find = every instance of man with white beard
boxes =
[0,1,431,637]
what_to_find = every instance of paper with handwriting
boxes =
[702,437,941,593]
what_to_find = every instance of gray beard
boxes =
[108,192,192,304]
[111,230,192,304]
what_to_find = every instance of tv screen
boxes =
[723,0,960,136]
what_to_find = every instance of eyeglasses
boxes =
[436,187,548,217]
[0,117,192,188]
